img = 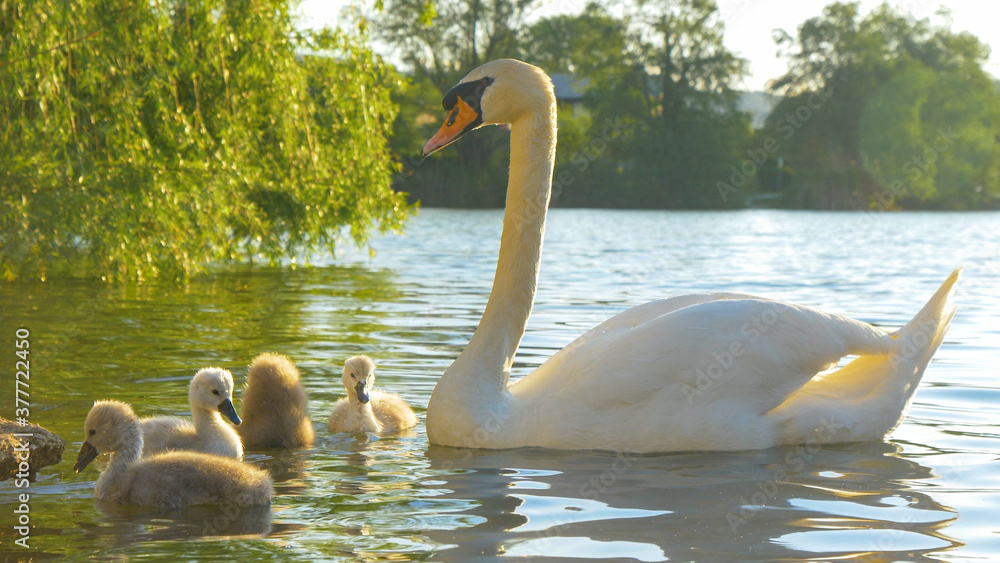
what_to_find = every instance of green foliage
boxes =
[859,64,939,201]
[377,0,532,91]
[521,3,630,77]
[379,0,753,209]
[538,0,754,208]
[375,0,532,206]
[768,2,1000,209]
[377,0,998,211]
[1,0,411,281]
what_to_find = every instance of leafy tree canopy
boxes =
[1,0,411,281]
[379,0,754,209]
[768,1,1000,209]
[374,0,536,207]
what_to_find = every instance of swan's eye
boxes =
[350,373,356,379]
[89,429,95,436]
[212,390,220,396]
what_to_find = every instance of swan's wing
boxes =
[512,297,895,415]
[549,292,758,352]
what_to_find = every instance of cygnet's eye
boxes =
[89,429,96,436]
[212,389,220,396]
[350,373,356,379]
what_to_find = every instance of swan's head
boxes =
[342,355,376,404]
[422,59,555,158]
[74,400,138,472]
[189,367,241,425]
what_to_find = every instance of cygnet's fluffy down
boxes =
[237,353,315,449]
[140,367,244,459]
[74,400,272,509]
[329,356,417,434]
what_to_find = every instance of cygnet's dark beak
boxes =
[74,441,99,473]
[218,398,242,426]
[355,380,370,404]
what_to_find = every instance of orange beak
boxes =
[421,95,481,158]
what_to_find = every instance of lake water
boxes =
[2,209,999,561]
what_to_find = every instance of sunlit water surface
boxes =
[2,209,999,561]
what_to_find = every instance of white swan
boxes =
[74,400,272,509]
[329,356,417,434]
[420,58,960,453]
[140,367,243,459]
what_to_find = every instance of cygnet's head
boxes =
[74,400,138,472]
[421,59,555,158]
[342,355,376,404]
[190,367,241,425]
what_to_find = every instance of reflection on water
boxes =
[1,209,999,560]
[422,442,960,561]
[82,504,283,544]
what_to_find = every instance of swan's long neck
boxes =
[97,425,143,499]
[110,423,143,468]
[438,103,557,401]
[192,405,226,430]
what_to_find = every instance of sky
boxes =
[296,0,1000,91]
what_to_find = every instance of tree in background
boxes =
[624,0,752,208]
[768,2,1000,209]
[381,0,753,209]
[377,0,534,206]
[521,2,630,77]
[1,0,410,281]
[531,0,752,208]
[522,3,631,205]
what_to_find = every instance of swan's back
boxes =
[503,296,909,451]
[238,353,314,448]
[516,297,892,412]
[140,416,190,456]
[140,416,242,459]
[371,391,418,432]
[120,451,272,509]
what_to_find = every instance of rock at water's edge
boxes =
[0,418,66,482]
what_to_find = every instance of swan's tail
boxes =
[773,268,960,444]
[892,266,961,372]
